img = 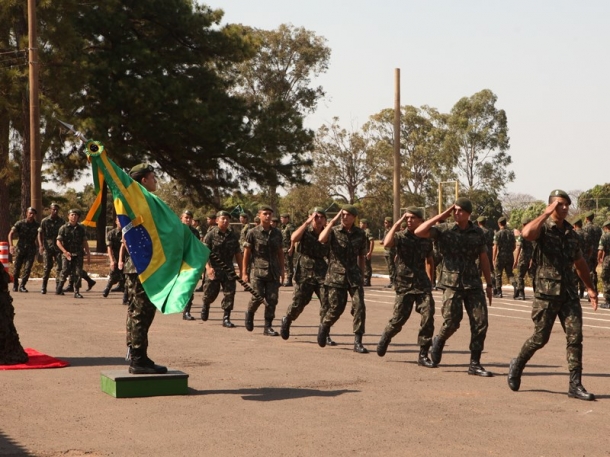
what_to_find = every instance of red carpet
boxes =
[0,348,70,370]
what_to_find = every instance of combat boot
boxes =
[568,369,595,401]
[507,357,525,391]
[353,334,368,354]
[182,303,195,321]
[200,303,210,321]
[222,310,235,328]
[12,278,18,292]
[129,348,167,375]
[599,300,610,309]
[102,286,111,298]
[19,280,28,293]
[280,316,292,340]
[244,311,254,332]
[86,279,96,291]
[263,320,279,336]
[64,283,74,293]
[74,288,83,299]
[376,333,391,357]
[417,346,435,368]
[468,350,493,377]
[429,335,445,366]
[512,282,518,299]
[326,335,337,346]
[55,281,66,296]
[317,324,330,348]
[111,285,124,293]
[41,279,48,295]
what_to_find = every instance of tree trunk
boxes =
[0,116,10,241]
[20,92,31,214]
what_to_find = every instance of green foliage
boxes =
[508,201,546,229]
[578,184,610,212]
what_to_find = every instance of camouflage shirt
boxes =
[204,226,241,280]
[294,225,329,285]
[240,224,250,251]
[57,223,87,255]
[383,228,397,258]
[281,223,295,251]
[493,227,516,261]
[574,227,586,253]
[583,221,602,260]
[39,216,65,251]
[516,235,534,266]
[598,232,610,256]
[12,219,40,253]
[324,224,367,288]
[244,225,283,280]
[430,221,487,290]
[532,218,582,301]
[480,226,494,261]
[364,228,374,252]
[106,227,123,260]
[394,229,433,294]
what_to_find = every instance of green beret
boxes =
[359,218,369,224]
[341,204,358,216]
[498,216,507,224]
[454,197,473,214]
[280,213,290,218]
[129,163,154,177]
[271,216,279,222]
[239,212,249,218]
[602,220,610,229]
[548,189,571,205]
[476,215,487,223]
[68,208,81,216]
[584,210,595,219]
[384,217,393,223]
[405,206,424,220]
[310,207,327,217]
[206,212,217,219]
[50,203,60,209]
[217,211,231,218]
[182,210,193,217]
[258,205,274,213]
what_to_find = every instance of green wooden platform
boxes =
[101,369,189,398]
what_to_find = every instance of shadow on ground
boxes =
[190,387,359,401]
[0,429,33,456]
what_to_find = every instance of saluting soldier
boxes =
[38,203,65,294]
[280,213,295,287]
[201,211,243,327]
[56,209,90,299]
[493,216,516,298]
[8,207,40,292]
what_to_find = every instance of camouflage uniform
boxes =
[598,232,610,306]
[322,225,367,335]
[573,226,586,297]
[240,223,250,253]
[124,253,157,354]
[11,219,40,289]
[244,225,283,324]
[493,226,516,296]
[202,226,241,312]
[514,219,586,371]
[57,222,87,290]
[515,234,534,298]
[582,220,602,293]
[380,230,435,349]
[105,227,124,291]
[479,225,496,290]
[38,215,65,290]
[430,221,489,353]
[363,227,374,286]
[383,227,397,285]
[281,221,295,285]
[284,225,330,322]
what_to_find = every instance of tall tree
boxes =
[578,184,610,212]
[446,89,513,196]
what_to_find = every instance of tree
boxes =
[508,201,546,229]
[578,184,610,213]
[501,192,538,219]
[446,89,513,196]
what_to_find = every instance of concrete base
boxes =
[101,369,189,398]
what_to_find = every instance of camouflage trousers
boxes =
[107,265,125,289]
[587,257,598,294]
[516,297,583,371]
[382,292,435,348]
[247,278,280,322]
[364,258,372,285]
[515,260,533,291]
[284,280,329,322]
[59,254,83,287]
[600,258,610,301]
[125,273,157,351]
[13,248,36,285]
[494,257,515,289]
[42,247,63,282]
[284,250,294,282]
[321,285,366,335]
[202,277,237,311]
[437,287,488,352]
[384,255,396,284]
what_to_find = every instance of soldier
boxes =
[280,207,336,345]
[507,190,597,401]
[415,198,494,377]
[56,209,90,299]
[572,218,587,298]
[493,216,516,298]
[206,213,218,234]
[242,205,284,336]
[598,221,610,309]
[377,208,435,367]
[239,212,250,252]
[270,216,279,228]
[280,213,295,287]
[37,203,65,294]
[381,217,396,288]
[8,207,40,292]
[123,163,167,374]
[512,216,534,300]
[359,219,375,287]
[103,217,124,297]
[180,210,201,321]
[477,216,496,292]
[201,211,243,327]
[582,211,602,298]
[318,205,369,354]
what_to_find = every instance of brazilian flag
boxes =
[83,140,209,314]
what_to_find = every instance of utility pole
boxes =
[28,0,42,215]
[393,68,400,223]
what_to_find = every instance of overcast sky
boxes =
[213,0,609,202]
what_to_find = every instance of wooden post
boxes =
[393,69,400,223]
[28,0,42,216]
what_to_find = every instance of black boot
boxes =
[182,303,195,321]
[55,281,66,295]
[111,285,124,293]
[326,335,337,346]
[13,278,18,292]
[568,369,595,401]
[418,346,435,368]
[122,290,129,305]
[263,320,279,336]
[244,311,254,332]
[512,283,518,299]
[200,304,210,321]
[19,280,28,293]
[102,285,110,298]
[429,335,445,366]
[376,333,391,357]
[353,334,368,354]
[468,350,493,377]
[129,348,167,375]
[86,279,96,291]
[280,316,291,340]
[317,324,329,348]
[74,288,83,299]
[508,357,525,391]
[223,310,235,328]
[41,279,48,295]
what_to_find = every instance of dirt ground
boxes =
[2,272,610,456]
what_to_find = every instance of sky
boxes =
[209,0,610,202]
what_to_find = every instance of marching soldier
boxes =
[359,219,375,287]
[598,221,610,309]
[103,217,125,297]
[512,216,534,300]
[382,217,396,288]
[493,216,516,298]
[582,211,602,298]
[180,210,201,321]
[56,209,90,299]
[38,203,65,294]
[8,207,40,292]
[280,213,295,287]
